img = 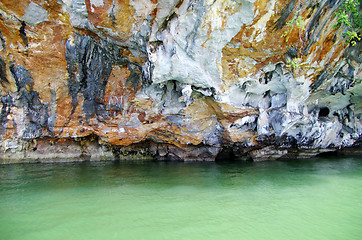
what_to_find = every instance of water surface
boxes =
[1,157,362,239]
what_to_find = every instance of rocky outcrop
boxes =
[0,0,361,163]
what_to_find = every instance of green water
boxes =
[1,157,362,240]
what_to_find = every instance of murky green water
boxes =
[1,157,362,240]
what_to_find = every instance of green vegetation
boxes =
[281,0,361,46]
[334,0,362,46]
[282,15,305,43]
[286,57,301,71]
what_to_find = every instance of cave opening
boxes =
[318,107,330,119]
[215,147,249,162]
[215,147,235,162]
[316,150,339,157]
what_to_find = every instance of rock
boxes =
[22,2,48,26]
[248,146,288,161]
[151,143,221,162]
[0,0,361,163]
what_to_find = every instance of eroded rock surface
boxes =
[0,0,361,162]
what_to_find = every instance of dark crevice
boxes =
[0,56,9,86]
[318,107,330,119]
[159,12,178,32]
[215,147,236,162]
[112,147,121,161]
[0,29,6,51]
[316,150,339,157]
[19,21,28,47]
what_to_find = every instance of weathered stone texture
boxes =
[0,0,361,162]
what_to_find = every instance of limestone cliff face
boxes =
[0,0,361,162]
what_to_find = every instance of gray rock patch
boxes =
[22,2,48,26]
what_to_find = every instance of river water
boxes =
[1,156,362,240]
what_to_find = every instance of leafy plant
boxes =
[282,15,306,43]
[334,0,362,46]
[286,58,301,71]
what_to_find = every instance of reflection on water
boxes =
[1,157,362,240]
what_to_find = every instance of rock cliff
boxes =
[0,0,361,163]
